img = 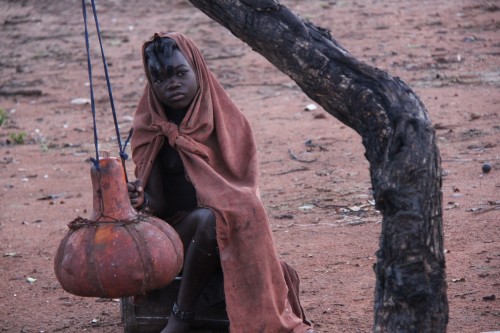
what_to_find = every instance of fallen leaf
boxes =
[274,214,294,220]
[70,98,90,105]
[469,113,480,121]
[299,204,314,211]
[37,193,64,200]
[433,123,450,130]
[304,103,317,111]
[314,113,327,119]
[349,206,361,212]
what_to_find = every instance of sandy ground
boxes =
[0,0,498,332]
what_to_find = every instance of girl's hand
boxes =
[127,179,145,209]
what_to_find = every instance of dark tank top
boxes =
[159,109,197,217]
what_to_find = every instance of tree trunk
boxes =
[188,1,448,331]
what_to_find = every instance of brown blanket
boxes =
[131,32,311,332]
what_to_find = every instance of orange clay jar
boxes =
[54,156,183,298]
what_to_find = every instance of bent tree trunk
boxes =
[188,1,448,332]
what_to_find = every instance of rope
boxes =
[81,0,100,170]
[81,0,131,181]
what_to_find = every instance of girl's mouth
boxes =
[169,92,185,102]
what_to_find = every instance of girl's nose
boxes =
[166,78,181,90]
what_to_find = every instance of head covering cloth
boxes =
[131,32,310,332]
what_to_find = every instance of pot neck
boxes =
[90,157,136,221]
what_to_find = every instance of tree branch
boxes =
[188,1,448,331]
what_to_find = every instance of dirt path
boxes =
[0,1,498,332]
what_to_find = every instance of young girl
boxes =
[128,32,315,333]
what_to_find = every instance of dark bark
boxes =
[188,1,448,332]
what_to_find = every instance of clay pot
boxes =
[54,157,183,298]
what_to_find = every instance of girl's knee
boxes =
[191,209,217,247]
[191,208,216,228]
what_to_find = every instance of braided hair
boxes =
[144,37,178,78]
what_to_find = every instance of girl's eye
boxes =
[177,70,187,77]
[152,76,163,84]
[149,72,159,82]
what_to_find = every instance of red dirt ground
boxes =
[0,1,498,332]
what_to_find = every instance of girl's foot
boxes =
[160,303,194,333]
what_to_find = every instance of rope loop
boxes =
[89,157,101,171]
[119,151,129,160]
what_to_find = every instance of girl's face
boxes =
[147,49,199,111]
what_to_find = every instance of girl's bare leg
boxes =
[161,208,219,333]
